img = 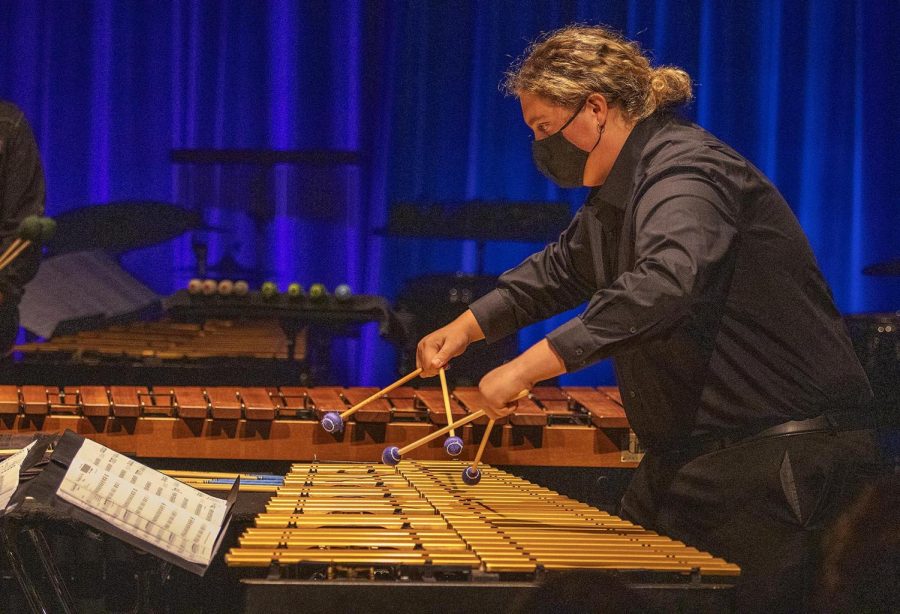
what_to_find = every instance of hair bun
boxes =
[649,67,693,110]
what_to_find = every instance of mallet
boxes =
[321,368,423,434]
[439,367,463,457]
[461,417,496,485]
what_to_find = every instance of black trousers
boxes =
[0,304,17,355]
[619,429,882,613]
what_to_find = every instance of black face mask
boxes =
[531,100,603,188]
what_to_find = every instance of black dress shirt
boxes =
[470,112,872,450]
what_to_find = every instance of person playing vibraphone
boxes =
[0,101,45,354]
[416,25,882,613]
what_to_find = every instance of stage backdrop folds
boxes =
[1,0,897,386]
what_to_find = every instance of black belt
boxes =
[661,409,876,460]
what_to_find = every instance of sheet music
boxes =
[56,438,227,566]
[0,441,37,511]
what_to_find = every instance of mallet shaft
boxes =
[469,418,496,472]
[0,238,23,270]
[438,367,455,437]
[339,367,423,420]
[0,240,30,272]
[397,410,485,455]
[395,389,529,457]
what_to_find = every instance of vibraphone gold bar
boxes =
[228,462,738,612]
[0,385,641,466]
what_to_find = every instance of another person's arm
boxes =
[0,106,45,306]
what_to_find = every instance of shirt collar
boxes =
[588,111,671,211]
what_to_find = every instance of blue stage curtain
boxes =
[2,0,897,385]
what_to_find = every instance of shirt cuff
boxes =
[546,317,600,372]
[468,289,519,344]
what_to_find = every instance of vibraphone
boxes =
[228,461,739,613]
[0,385,641,466]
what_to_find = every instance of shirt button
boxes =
[629,390,636,398]
[629,326,637,334]
[575,348,583,356]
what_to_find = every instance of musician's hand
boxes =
[478,338,568,419]
[478,363,532,420]
[416,310,485,378]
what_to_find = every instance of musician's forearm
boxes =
[509,338,567,388]
[457,309,486,343]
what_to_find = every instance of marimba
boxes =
[14,319,306,361]
[228,461,738,612]
[12,291,401,384]
[0,384,642,467]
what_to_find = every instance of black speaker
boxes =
[396,274,518,387]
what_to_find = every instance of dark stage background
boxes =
[1,0,898,386]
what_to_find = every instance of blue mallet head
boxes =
[321,412,344,434]
[381,446,401,466]
[443,436,464,457]
[461,466,482,485]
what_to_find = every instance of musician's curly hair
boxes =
[502,24,692,121]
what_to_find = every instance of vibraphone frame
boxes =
[0,385,642,467]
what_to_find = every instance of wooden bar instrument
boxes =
[0,384,638,467]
